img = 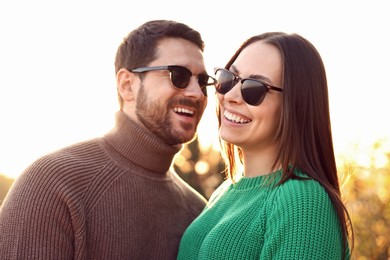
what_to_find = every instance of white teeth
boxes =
[173,107,194,115]
[224,111,251,123]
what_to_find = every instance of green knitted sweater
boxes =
[178,171,348,259]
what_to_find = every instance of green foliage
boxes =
[174,138,225,199]
[339,141,390,259]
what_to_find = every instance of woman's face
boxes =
[217,41,283,153]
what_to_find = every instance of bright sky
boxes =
[1,0,389,179]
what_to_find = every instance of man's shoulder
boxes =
[36,137,104,167]
[170,171,207,204]
[19,137,108,187]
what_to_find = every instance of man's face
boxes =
[130,38,208,145]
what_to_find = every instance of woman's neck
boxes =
[242,147,279,178]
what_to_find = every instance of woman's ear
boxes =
[116,68,137,102]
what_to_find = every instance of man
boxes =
[0,20,215,259]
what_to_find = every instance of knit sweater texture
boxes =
[0,111,207,260]
[177,171,348,260]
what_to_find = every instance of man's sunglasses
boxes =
[130,65,216,96]
[214,68,283,106]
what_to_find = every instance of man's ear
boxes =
[117,68,138,102]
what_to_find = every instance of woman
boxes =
[177,32,353,259]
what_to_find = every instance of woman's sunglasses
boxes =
[130,65,216,96]
[214,68,283,106]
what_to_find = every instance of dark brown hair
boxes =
[218,32,353,258]
[114,20,204,108]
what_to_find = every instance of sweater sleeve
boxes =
[0,157,80,260]
[260,179,344,260]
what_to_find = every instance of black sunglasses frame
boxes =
[214,67,283,106]
[130,65,216,96]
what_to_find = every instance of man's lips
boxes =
[173,106,195,117]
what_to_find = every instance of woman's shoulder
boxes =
[271,170,332,208]
[207,178,233,205]
[263,171,345,258]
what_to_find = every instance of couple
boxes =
[0,20,353,259]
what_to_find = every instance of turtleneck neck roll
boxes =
[104,111,182,174]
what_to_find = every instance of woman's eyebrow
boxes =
[230,65,239,74]
[249,74,273,84]
[231,64,273,84]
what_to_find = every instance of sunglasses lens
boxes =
[241,79,267,106]
[197,74,210,88]
[170,66,191,89]
[215,69,235,94]
[197,74,212,96]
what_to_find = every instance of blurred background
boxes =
[1,0,389,258]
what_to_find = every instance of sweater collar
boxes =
[233,170,283,190]
[104,111,182,174]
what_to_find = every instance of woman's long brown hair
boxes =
[218,32,354,259]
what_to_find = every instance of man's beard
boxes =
[135,83,202,145]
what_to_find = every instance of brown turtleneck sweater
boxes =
[0,111,207,259]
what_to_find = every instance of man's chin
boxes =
[169,130,197,145]
[187,131,198,143]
